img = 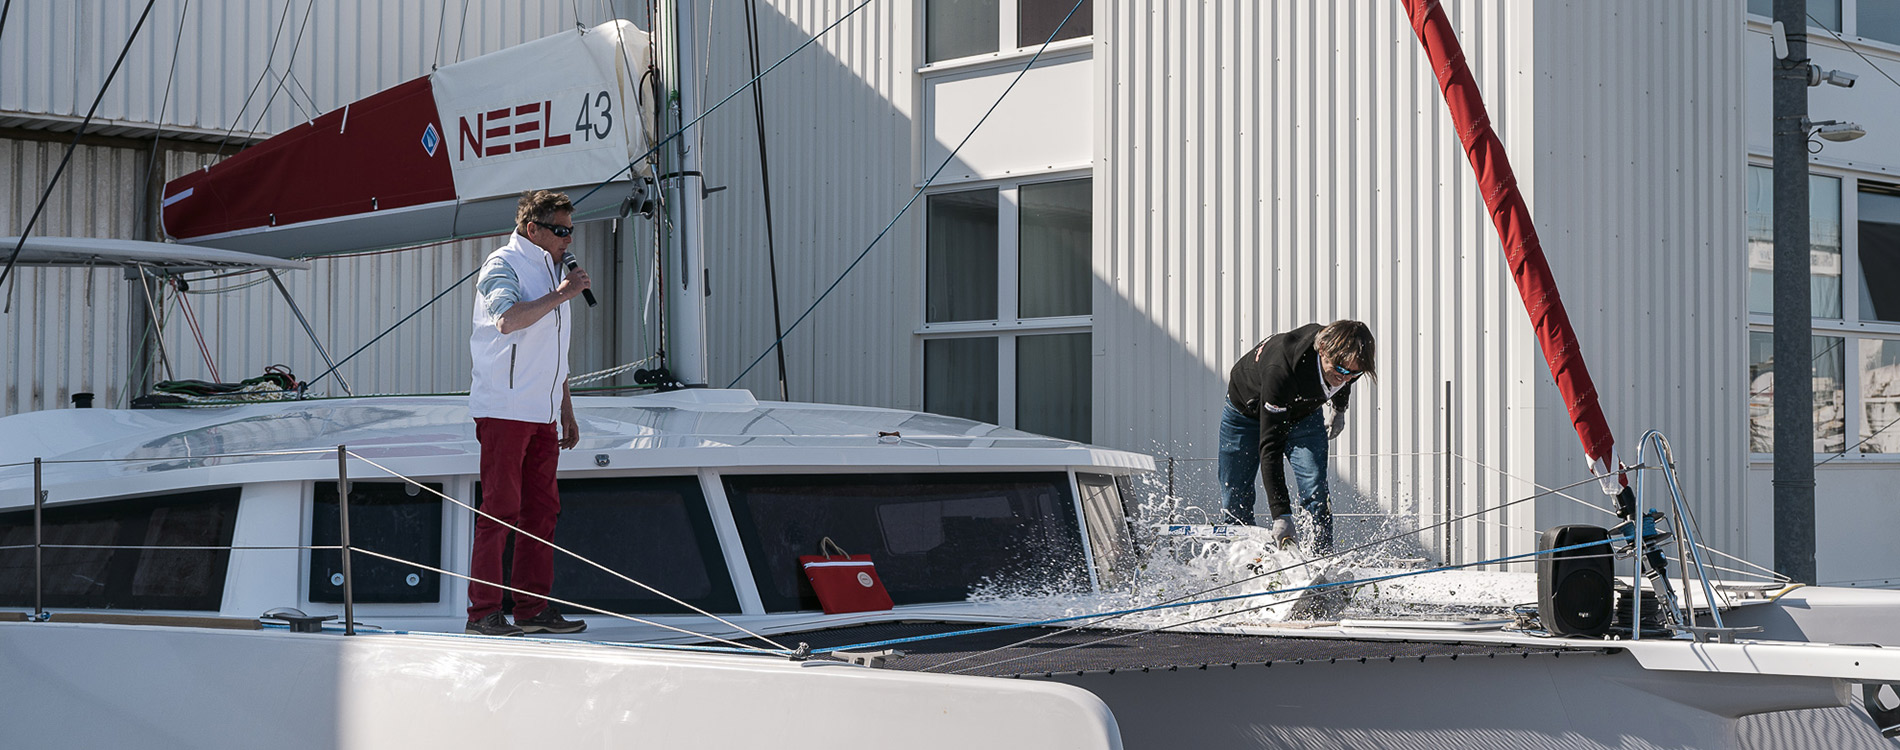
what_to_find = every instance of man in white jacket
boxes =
[465,190,590,637]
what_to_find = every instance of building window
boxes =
[923,176,1092,443]
[924,0,1091,64]
[1019,0,1093,47]
[1747,165,1900,458]
[1747,0,1841,32]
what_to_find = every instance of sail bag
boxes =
[799,538,893,614]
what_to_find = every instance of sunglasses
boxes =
[1331,363,1361,377]
[532,220,574,238]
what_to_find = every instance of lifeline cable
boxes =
[808,537,1619,660]
[345,450,793,651]
[902,466,1646,671]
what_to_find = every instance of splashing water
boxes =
[968,482,1539,630]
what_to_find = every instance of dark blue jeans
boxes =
[1218,401,1332,550]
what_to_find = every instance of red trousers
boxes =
[469,417,561,620]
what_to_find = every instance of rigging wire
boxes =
[432,0,450,69]
[172,279,222,382]
[213,0,297,156]
[454,0,471,62]
[0,0,11,49]
[726,0,1089,387]
[300,0,884,391]
[246,0,318,136]
[0,0,160,312]
[134,0,192,242]
[741,0,791,400]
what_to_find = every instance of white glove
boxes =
[1268,515,1297,548]
[1325,406,1347,440]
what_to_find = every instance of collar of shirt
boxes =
[1318,356,1346,401]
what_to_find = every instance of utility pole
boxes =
[1772,0,1816,584]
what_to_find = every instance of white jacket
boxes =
[469,233,570,423]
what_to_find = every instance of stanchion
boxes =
[337,446,355,636]
[34,457,44,620]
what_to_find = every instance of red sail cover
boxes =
[1401,0,1623,488]
[163,77,456,242]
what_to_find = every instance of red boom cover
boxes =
[163,77,456,242]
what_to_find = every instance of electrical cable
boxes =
[0,0,160,311]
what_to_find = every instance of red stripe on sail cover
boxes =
[163,76,456,242]
[1400,0,1621,483]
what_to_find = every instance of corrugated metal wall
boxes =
[697,0,917,406]
[1095,0,1748,565]
[0,139,144,413]
[1528,3,1747,558]
[0,2,614,418]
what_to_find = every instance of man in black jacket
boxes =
[1220,320,1376,552]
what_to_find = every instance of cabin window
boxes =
[0,488,240,611]
[724,473,1087,612]
[472,477,740,615]
[922,177,1093,443]
[1076,473,1136,587]
[310,482,443,604]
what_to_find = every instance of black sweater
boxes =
[1226,324,1353,515]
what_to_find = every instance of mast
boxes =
[656,0,711,386]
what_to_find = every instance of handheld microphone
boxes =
[561,252,598,308]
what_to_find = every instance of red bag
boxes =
[799,537,894,614]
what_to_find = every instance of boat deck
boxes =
[722,621,1613,678]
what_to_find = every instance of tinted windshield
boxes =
[724,473,1087,611]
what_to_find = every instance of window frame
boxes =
[1746,159,1900,461]
[920,0,1094,69]
[918,171,1093,439]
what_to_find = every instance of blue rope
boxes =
[806,538,1615,656]
[725,0,1090,389]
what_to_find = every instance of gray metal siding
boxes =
[1528,2,1748,559]
[697,0,917,406]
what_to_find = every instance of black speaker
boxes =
[1537,524,1614,637]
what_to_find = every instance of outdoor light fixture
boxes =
[1809,119,1868,142]
[1808,63,1858,88]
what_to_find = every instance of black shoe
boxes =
[516,606,586,634]
[466,611,523,637]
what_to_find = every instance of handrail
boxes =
[1634,430,1727,632]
